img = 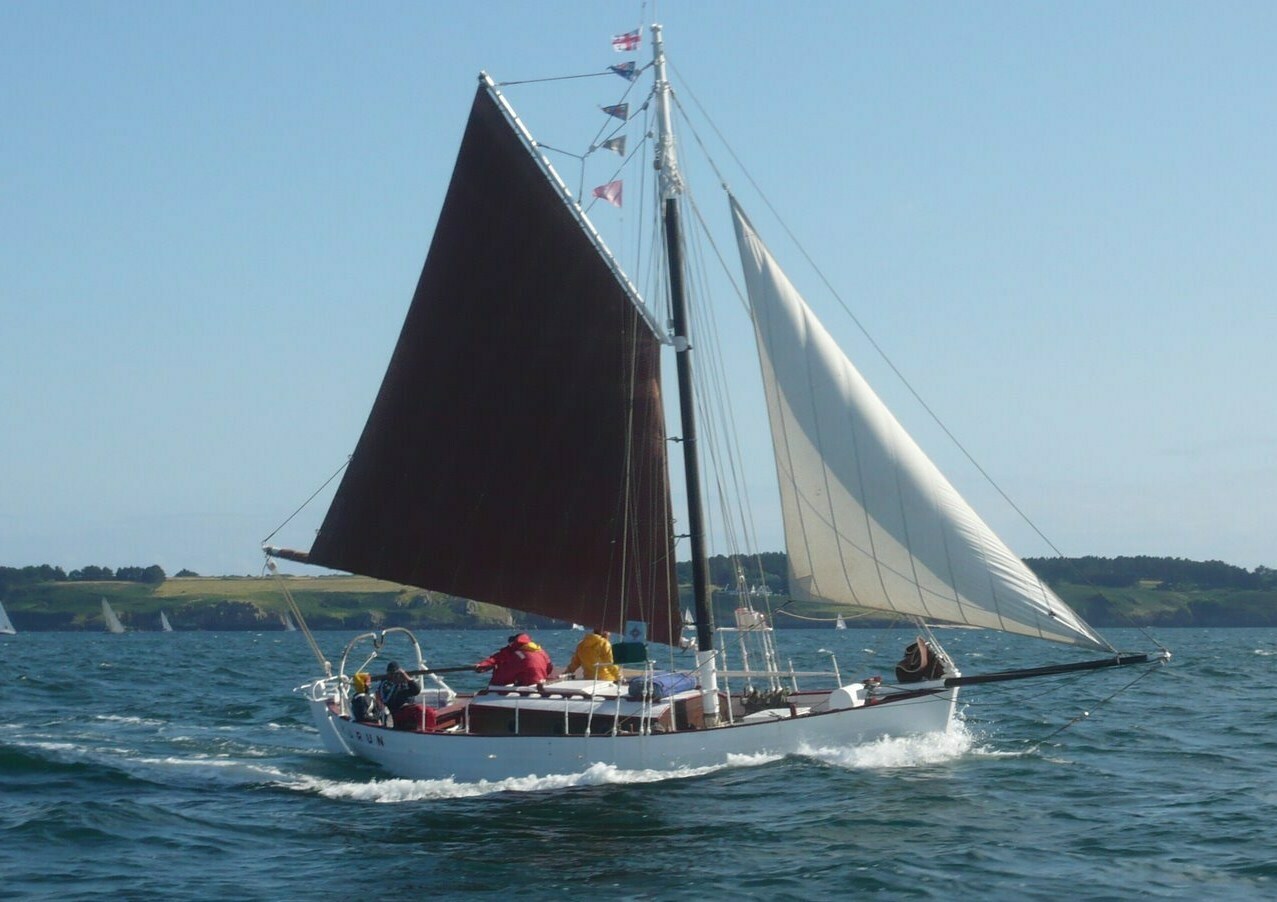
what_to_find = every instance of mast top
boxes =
[651,24,683,200]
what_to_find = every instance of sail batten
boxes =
[730,197,1107,650]
[298,86,679,644]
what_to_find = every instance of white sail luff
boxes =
[731,198,1107,650]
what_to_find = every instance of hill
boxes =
[3,555,1276,631]
[0,574,543,632]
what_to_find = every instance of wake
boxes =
[798,719,1019,769]
[280,753,784,802]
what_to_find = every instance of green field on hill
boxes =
[2,576,520,632]
[4,554,1276,631]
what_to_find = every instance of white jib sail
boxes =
[731,198,1106,650]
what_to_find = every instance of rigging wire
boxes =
[264,559,331,676]
[944,652,1168,749]
[773,607,878,625]
[260,455,350,546]
[674,112,774,598]
[661,101,762,564]
[671,61,1051,553]
[666,62,1167,654]
[495,64,652,87]
[1024,661,1165,749]
[680,179,757,576]
[580,118,648,216]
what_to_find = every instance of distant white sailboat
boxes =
[280,611,297,631]
[835,614,847,630]
[0,600,15,635]
[101,598,126,634]
[159,611,173,632]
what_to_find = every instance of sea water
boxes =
[0,627,1272,899]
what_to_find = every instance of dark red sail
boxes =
[296,85,678,644]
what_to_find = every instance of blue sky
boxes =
[3,1,1274,577]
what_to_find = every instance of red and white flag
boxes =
[592,180,623,207]
[611,29,640,52]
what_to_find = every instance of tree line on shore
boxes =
[1,563,175,593]
[4,554,1277,630]
[8,554,1271,596]
[1022,555,1277,591]
[676,553,1277,593]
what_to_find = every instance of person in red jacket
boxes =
[475,633,553,686]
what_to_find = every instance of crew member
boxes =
[476,633,553,686]
[565,628,619,681]
[376,661,421,714]
[350,671,378,722]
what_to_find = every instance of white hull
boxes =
[306,687,958,782]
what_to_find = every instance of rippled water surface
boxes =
[1,627,1272,899]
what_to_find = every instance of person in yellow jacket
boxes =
[565,628,620,681]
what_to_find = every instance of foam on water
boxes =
[130,755,296,783]
[798,722,977,770]
[8,739,82,755]
[94,714,166,727]
[8,628,1271,898]
[282,753,783,802]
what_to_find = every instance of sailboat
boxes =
[159,611,173,632]
[266,25,1167,782]
[280,611,297,632]
[0,600,15,635]
[101,598,125,634]
[835,615,847,631]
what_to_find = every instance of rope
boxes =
[1022,659,1165,751]
[772,606,894,627]
[260,456,350,546]
[774,608,847,625]
[266,561,331,677]
[665,58,1147,652]
[496,62,652,88]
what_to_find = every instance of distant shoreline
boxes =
[3,571,1274,631]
